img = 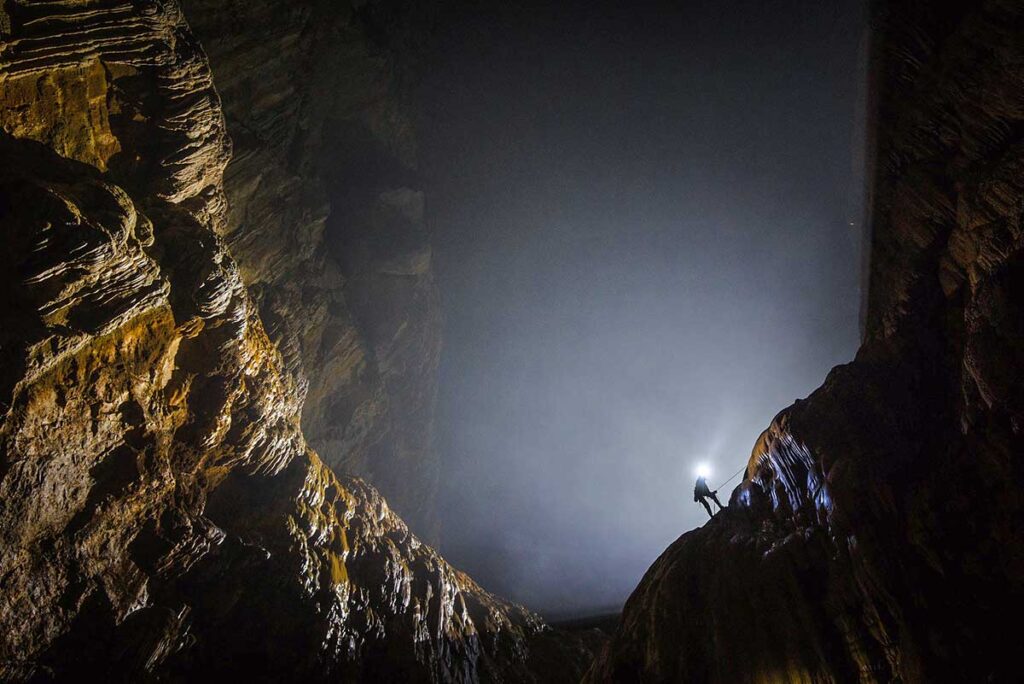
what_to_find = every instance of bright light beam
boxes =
[694,462,711,479]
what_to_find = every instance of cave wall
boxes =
[0,1,594,681]
[176,0,443,540]
[587,1,1024,682]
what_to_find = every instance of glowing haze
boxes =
[420,0,866,617]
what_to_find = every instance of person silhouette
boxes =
[694,475,724,517]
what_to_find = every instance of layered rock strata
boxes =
[0,1,591,681]
[177,0,443,539]
[587,1,1024,682]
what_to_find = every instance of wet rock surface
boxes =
[0,1,595,681]
[587,2,1024,682]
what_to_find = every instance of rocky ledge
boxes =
[587,1,1024,682]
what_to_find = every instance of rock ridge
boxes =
[586,2,1024,681]
[0,1,596,681]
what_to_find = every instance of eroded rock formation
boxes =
[587,2,1024,682]
[178,0,443,539]
[0,1,593,681]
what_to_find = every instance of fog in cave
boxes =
[419,0,868,618]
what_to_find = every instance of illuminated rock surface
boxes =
[0,1,594,680]
[5,0,1023,681]
[178,0,444,539]
[586,2,1024,682]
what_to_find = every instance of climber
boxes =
[694,475,724,518]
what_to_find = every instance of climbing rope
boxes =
[715,464,747,492]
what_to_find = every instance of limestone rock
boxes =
[178,0,443,539]
[586,2,1024,682]
[0,1,595,681]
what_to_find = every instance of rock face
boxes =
[587,2,1024,682]
[177,0,443,540]
[0,1,593,681]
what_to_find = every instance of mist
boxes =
[419,0,867,618]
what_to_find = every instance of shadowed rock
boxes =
[0,1,597,681]
[587,2,1024,681]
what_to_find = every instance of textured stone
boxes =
[178,0,443,539]
[586,2,1024,682]
[0,1,595,681]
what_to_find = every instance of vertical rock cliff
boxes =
[0,1,594,681]
[587,1,1024,682]
[177,0,443,540]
